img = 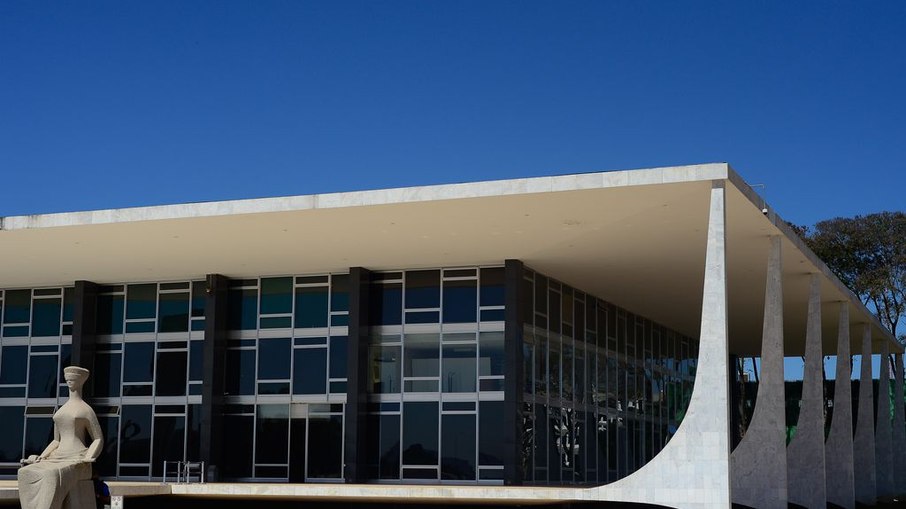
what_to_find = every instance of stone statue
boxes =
[18,366,104,509]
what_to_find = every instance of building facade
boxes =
[0,163,901,509]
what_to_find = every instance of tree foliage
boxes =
[799,211,906,342]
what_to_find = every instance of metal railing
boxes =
[162,460,205,484]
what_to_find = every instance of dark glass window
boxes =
[292,348,326,394]
[479,401,504,465]
[479,332,505,377]
[443,280,477,323]
[226,350,256,396]
[96,294,124,335]
[186,405,202,461]
[94,353,122,398]
[256,404,289,464]
[329,336,347,379]
[23,417,54,457]
[330,275,349,313]
[0,345,27,384]
[62,288,75,323]
[403,402,438,466]
[0,407,24,462]
[189,341,203,381]
[480,268,505,307]
[123,343,154,383]
[31,298,61,337]
[307,414,343,479]
[370,283,402,326]
[379,413,400,479]
[152,416,186,477]
[28,355,58,398]
[405,270,440,309]
[191,281,206,318]
[120,405,153,464]
[260,277,293,316]
[441,413,476,480]
[404,334,439,378]
[158,292,189,333]
[258,338,291,380]
[442,344,476,393]
[222,415,253,478]
[126,284,157,320]
[228,289,258,330]
[155,351,188,396]
[3,290,30,324]
[370,345,401,394]
[96,416,119,477]
[295,286,328,328]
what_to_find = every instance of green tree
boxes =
[799,211,906,343]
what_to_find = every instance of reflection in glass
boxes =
[479,332,504,377]
[479,401,504,466]
[403,402,438,466]
[120,405,152,464]
[441,413,475,480]
[404,334,439,378]
[442,344,476,393]
[370,345,400,394]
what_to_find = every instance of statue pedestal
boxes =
[63,479,95,509]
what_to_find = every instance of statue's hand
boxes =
[20,455,40,466]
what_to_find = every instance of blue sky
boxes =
[1,1,904,226]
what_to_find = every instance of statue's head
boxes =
[63,366,89,391]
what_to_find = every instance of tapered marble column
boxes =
[787,274,826,509]
[894,353,906,493]
[825,304,855,509]
[875,340,894,498]
[854,324,877,505]
[730,236,787,509]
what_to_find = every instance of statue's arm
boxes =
[83,411,104,463]
[22,426,60,464]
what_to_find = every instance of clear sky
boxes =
[1,1,903,226]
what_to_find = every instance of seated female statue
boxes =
[18,366,103,509]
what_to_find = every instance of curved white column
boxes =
[585,182,731,509]
[787,274,826,509]
[876,340,894,498]
[854,324,877,505]
[825,304,855,509]
[894,353,906,494]
[730,236,787,509]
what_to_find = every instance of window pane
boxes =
[403,402,438,466]
[370,345,400,394]
[24,417,54,457]
[126,284,157,320]
[222,415,253,478]
[123,342,155,383]
[292,348,326,394]
[96,294,124,335]
[260,277,293,315]
[479,267,505,307]
[370,283,401,326]
[0,345,27,384]
[441,413,476,480]
[256,404,289,464]
[479,332,504,377]
[379,414,400,479]
[258,338,291,380]
[28,355,58,398]
[152,416,186,477]
[295,286,328,328]
[226,350,256,396]
[443,280,477,323]
[120,405,152,464]
[3,290,30,324]
[329,336,347,379]
[62,288,75,323]
[405,270,440,309]
[31,298,61,337]
[479,401,504,465]
[155,351,187,396]
[186,405,202,461]
[307,414,343,479]
[189,341,203,381]
[442,344,476,393]
[94,353,122,398]
[404,334,439,378]
[228,288,258,330]
[0,407,23,462]
[330,275,349,313]
[97,416,119,477]
[191,281,206,318]
[158,292,189,333]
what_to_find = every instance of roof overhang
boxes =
[0,163,897,355]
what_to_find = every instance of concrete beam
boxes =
[730,236,787,509]
[787,274,826,509]
[876,340,894,498]
[588,181,731,509]
[854,324,877,505]
[825,303,855,509]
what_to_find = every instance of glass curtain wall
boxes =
[365,267,506,483]
[92,282,205,479]
[520,267,697,486]
[0,287,74,477]
[222,274,349,482]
